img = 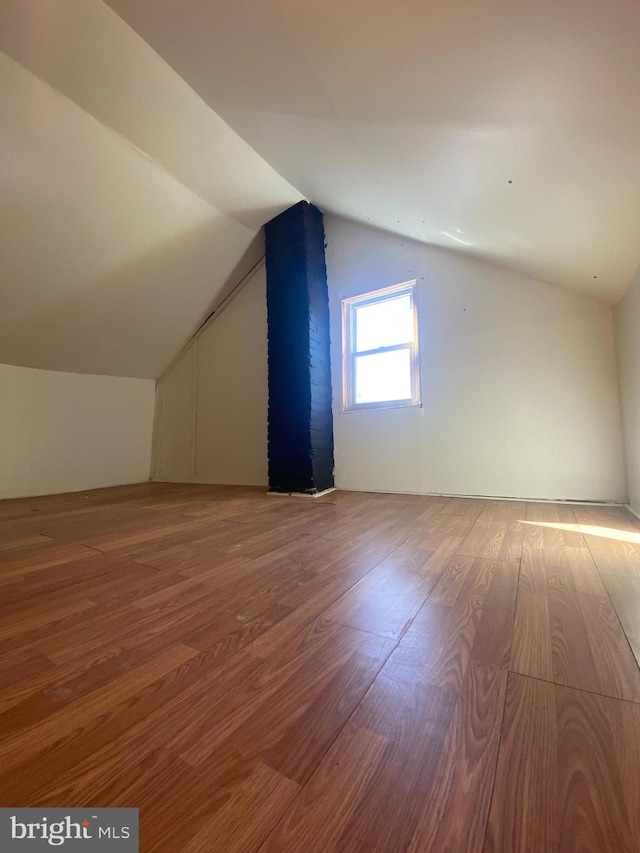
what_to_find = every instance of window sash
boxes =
[342,281,420,412]
[351,293,414,353]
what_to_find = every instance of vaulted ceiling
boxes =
[104,0,640,304]
[0,0,302,378]
[2,0,640,378]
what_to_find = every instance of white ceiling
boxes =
[0,0,302,378]
[2,0,640,381]
[103,0,640,303]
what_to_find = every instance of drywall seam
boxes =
[152,262,268,486]
[157,257,265,385]
[613,304,630,506]
[150,380,161,479]
[192,337,199,480]
[614,263,640,513]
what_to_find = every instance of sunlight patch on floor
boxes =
[520,520,640,544]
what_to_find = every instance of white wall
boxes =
[152,265,268,486]
[615,265,640,513]
[0,363,155,499]
[327,217,626,502]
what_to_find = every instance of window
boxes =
[342,280,420,411]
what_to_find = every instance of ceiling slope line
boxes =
[96,2,306,215]
[0,46,303,232]
[0,49,223,216]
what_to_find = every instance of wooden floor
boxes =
[1,484,640,852]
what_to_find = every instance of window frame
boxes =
[341,280,421,413]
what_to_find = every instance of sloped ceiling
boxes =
[2,0,640,383]
[0,0,302,378]
[103,0,640,304]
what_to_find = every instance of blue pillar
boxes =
[264,201,334,494]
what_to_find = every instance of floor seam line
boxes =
[507,669,640,705]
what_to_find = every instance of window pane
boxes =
[355,349,412,404]
[354,294,413,352]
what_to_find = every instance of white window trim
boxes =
[341,280,421,413]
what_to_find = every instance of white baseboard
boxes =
[150,475,625,507]
[332,486,625,506]
[267,488,336,499]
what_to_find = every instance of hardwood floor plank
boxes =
[263,660,506,853]
[323,548,441,639]
[0,644,197,781]
[512,557,640,700]
[486,674,640,853]
[0,622,198,714]
[260,723,389,852]
[401,513,476,553]
[611,695,640,844]
[457,518,524,562]
[427,552,479,607]
[10,650,267,808]
[38,581,277,667]
[581,592,640,703]
[391,556,518,691]
[510,590,554,681]
[0,553,159,616]
[525,503,578,523]
[523,503,585,552]
[0,598,97,644]
[178,626,393,769]
[0,542,97,584]
[182,599,294,655]
[583,534,640,578]
[438,497,487,517]
[1,483,639,852]
[519,546,607,598]
[0,533,54,552]
[484,672,557,853]
[471,559,519,669]
[182,764,299,853]
[0,654,55,702]
[330,678,456,853]
[85,517,226,554]
[521,522,586,554]
[264,641,395,785]
[478,500,527,522]
[600,572,640,666]
[572,504,640,532]
[555,684,636,852]
[407,663,508,852]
